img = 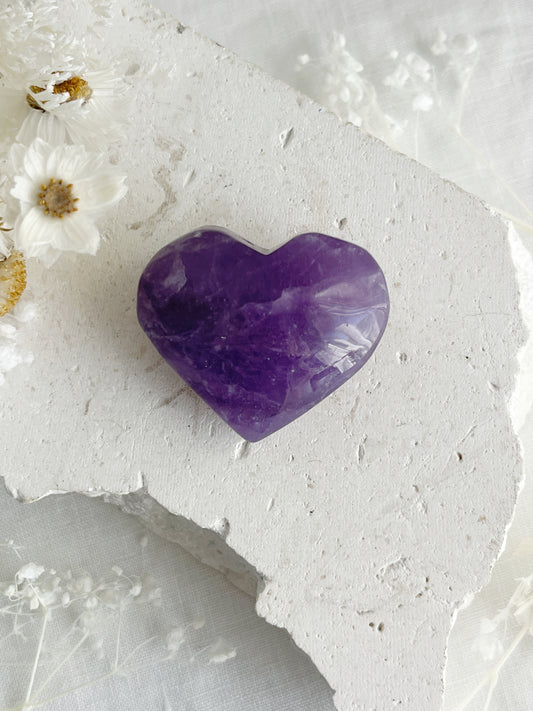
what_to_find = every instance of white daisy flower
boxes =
[10,138,127,267]
[0,66,127,149]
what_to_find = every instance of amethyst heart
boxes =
[137,227,389,441]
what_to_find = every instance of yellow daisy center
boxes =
[38,178,79,219]
[0,251,26,318]
[27,76,93,111]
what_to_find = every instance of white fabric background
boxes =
[2,1,533,709]
[0,487,336,710]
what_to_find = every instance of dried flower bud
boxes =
[0,251,26,317]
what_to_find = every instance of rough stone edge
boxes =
[102,487,263,598]
[440,220,532,702]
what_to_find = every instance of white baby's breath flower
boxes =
[129,582,142,597]
[207,637,237,664]
[16,562,45,583]
[412,93,434,112]
[472,617,505,661]
[78,609,104,638]
[430,29,448,56]
[166,626,186,656]
[508,573,533,610]
[404,52,432,82]
[68,572,95,595]
[383,63,411,90]
[138,575,163,606]
[10,138,127,267]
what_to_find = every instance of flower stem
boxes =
[454,127,533,224]
[24,609,49,706]
[496,210,533,235]
[452,623,529,711]
[28,632,89,704]
[118,634,160,668]
[1,650,174,711]
[114,604,123,671]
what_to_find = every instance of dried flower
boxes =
[0,299,35,384]
[509,574,533,632]
[0,250,27,316]
[207,637,237,664]
[472,616,505,662]
[10,138,127,266]
[0,194,14,259]
[0,1,126,148]
[0,233,12,261]
[15,561,44,583]
[459,572,533,709]
[0,1,65,79]
[0,67,127,149]
[0,545,229,710]
[166,626,186,656]
[295,29,480,153]
[296,32,371,129]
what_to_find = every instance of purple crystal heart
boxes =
[137,227,389,441]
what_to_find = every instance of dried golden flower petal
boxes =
[26,75,92,110]
[53,76,92,102]
[0,252,27,317]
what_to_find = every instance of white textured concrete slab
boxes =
[0,2,526,709]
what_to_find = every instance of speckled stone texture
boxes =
[137,227,389,441]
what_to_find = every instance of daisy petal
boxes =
[22,138,49,182]
[8,142,26,173]
[11,176,37,205]
[53,213,100,255]
[77,172,127,212]
[47,144,104,182]
[34,244,61,268]
[0,88,28,138]
[13,207,53,258]
[16,112,44,150]
[35,113,67,147]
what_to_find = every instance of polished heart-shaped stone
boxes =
[137,227,389,441]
